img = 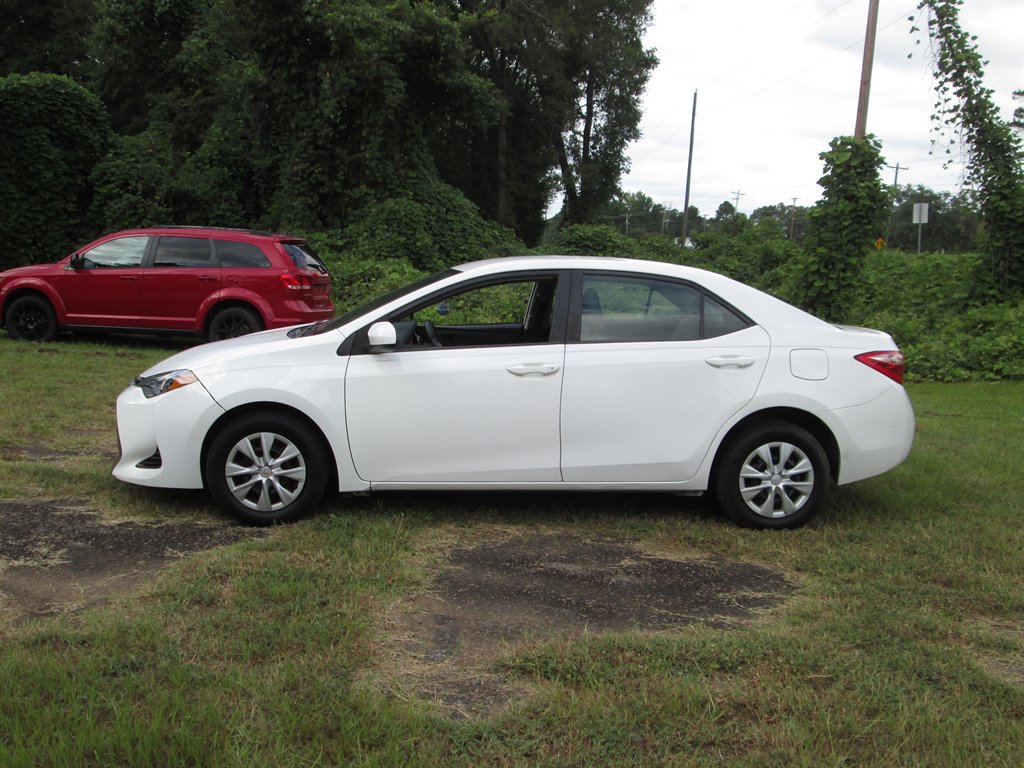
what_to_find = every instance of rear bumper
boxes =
[266,301,333,329]
[833,385,915,485]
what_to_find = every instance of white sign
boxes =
[913,203,929,224]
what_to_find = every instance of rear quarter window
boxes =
[215,240,271,268]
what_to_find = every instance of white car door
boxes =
[559,272,770,483]
[344,275,565,484]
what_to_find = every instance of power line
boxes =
[886,162,909,186]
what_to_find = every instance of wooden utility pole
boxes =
[681,90,697,242]
[886,162,909,186]
[854,0,881,139]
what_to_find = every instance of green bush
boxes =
[854,250,1022,381]
[0,73,110,267]
[335,177,523,274]
[89,130,175,232]
[546,224,639,257]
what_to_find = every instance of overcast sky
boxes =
[622,0,1024,216]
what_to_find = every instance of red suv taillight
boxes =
[279,273,312,291]
[855,351,905,384]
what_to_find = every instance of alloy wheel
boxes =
[738,441,815,518]
[224,431,307,512]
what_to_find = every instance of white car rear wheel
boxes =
[715,422,829,529]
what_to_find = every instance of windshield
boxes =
[299,268,458,336]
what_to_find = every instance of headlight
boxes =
[134,369,198,399]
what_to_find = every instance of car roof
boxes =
[455,255,746,294]
[107,226,302,241]
[454,255,831,332]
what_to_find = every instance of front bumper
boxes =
[112,378,225,489]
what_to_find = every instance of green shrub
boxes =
[89,130,175,232]
[854,251,1022,381]
[0,73,110,267]
[546,224,639,257]
[336,177,523,273]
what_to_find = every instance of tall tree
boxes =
[445,0,655,240]
[87,0,497,231]
[912,0,1024,291]
[0,0,94,79]
[553,0,657,225]
[800,135,888,320]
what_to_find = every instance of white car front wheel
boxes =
[206,411,328,525]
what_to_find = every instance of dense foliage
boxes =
[913,0,1024,291]
[1,0,655,253]
[797,135,888,321]
[0,73,109,265]
[2,0,1021,382]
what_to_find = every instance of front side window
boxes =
[577,274,748,342]
[152,237,213,268]
[391,276,559,349]
[79,236,148,268]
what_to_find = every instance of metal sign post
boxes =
[912,203,929,254]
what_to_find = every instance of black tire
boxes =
[205,411,329,525]
[208,306,263,341]
[714,422,830,529]
[5,295,58,342]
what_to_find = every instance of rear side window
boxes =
[80,236,148,268]
[153,237,213,268]
[580,275,702,342]
[215,240,270,268]
[282,243,328,273]
[577,274,751,342]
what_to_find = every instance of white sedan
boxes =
[113,256,914,528]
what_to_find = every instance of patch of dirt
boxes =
[975,619,1024,688]
[0,443,117,463]
[367,529,796,719]
[0,499,265,623]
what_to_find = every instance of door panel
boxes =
[560,324,770,483]
[139,236,220,330]
[60,236,148,326]
[345,345,565,483]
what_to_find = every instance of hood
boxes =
[0,261,67,280]
[138,326,344,378]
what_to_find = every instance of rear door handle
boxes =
[705,356,755,369]
[507,363,561,376]
[198,275,218,283]
[119,275,139,281]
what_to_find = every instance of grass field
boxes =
[1,335,1022,766]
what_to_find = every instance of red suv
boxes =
[0,227,333,342]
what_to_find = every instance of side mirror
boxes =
[367,321,397,352]
[69,254,84,269]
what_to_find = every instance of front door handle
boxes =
[507,363,561,376]
[705,355,755,369]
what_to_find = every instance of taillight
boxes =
[279,273,312,291]
[855,351,905,384]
